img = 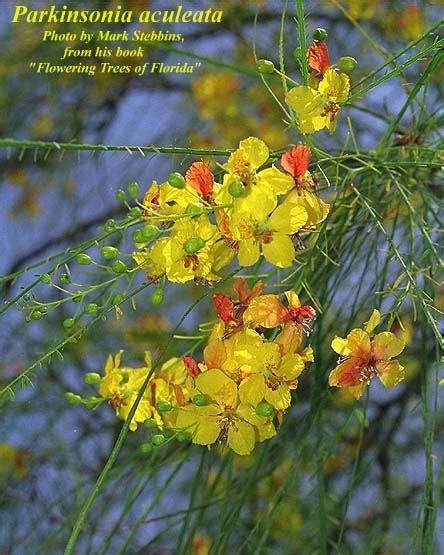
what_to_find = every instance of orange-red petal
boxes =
[281,145,311,178]
[212,294,235,323]
[185,161,214,197]
[233,277,263,306]
[308,40,331,76]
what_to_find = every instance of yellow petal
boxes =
[331,336,351,356]
[275,353,305,380]
[284,290,300,309]
[285,191,329,229]
[347,384,366,400]
[274,323,303,355]
[346,328,371,357]
[285,86,323,117]
[285,86,326,134]
[372,332,405,360]
[268,203,307,233]
[377,360,405,388]
[104,354,114,376]
[175,406,220,445]
[239,137,269,169]
[204,333,227,370]
[264,383,291,410]
[233,180,277,222]
[301,345,314,362]
[223,330,279,374]
[227,420,256,455]
[243,295,288,328]
[236,403,276,442]
[238,238,260,267]
[239,374,266,406]
[263,234,295,268]
[257,166,294,195]
[195,369,238,407]
[318,68,350,103]
[364,309,381,334]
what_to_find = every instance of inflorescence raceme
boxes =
[65,32,407,455]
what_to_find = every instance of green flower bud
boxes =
[75,253,92,265]
[63,318,75,329]
[150,287,164,305]
[184,237,206,254]
[193,394,210,406]
[65,392,82,405]
[156,401,173,413]
[72,293,83,303]
[168,172,186,189]
[141,225,160,241]
[104,218,116,231]
[228,180,245,198]
[39,305,48,315]
[132,229,145,244]
[176,431,190,442]
[255,401,274,418]
[185,204,204,217]
[111,260,128,274]
[256,59,275,74]
[129,207,142,218]
[60,273,71,285]
[40,273,51,284]
[144,418,158,429]
[31,310,43,320]
[139,442,153,454]
[128,181,140,198]
[85,303,99,315]
[336,56,358,73]
[111,293,125,305]
[23,294,30,302]
[101,246,119,260]
[115,189,126,202]
[83,396,103,409]
[151,433,166,446]
[313,28,328,41]
[84,372,101,385]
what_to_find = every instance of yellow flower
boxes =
[134,215,225,283]
[175,369,275,455]
[191,533,211,555]
[285,68,350,134]
[244,290,316,356]
[99,351,158,431]
[215,137,293,221]
[232,202,307,268]
[342,0,379,19]
[213,327,306,410]
[192,73,239,119]
[239,350,306,410]
[283,190,330,229]
[329,309,406,399]
[0,443,28,480]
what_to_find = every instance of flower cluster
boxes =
[133,137,329,283]
[65,28,411,459]
[73,279,316,455]
[286,37,352,134]
[328,309,406,399]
